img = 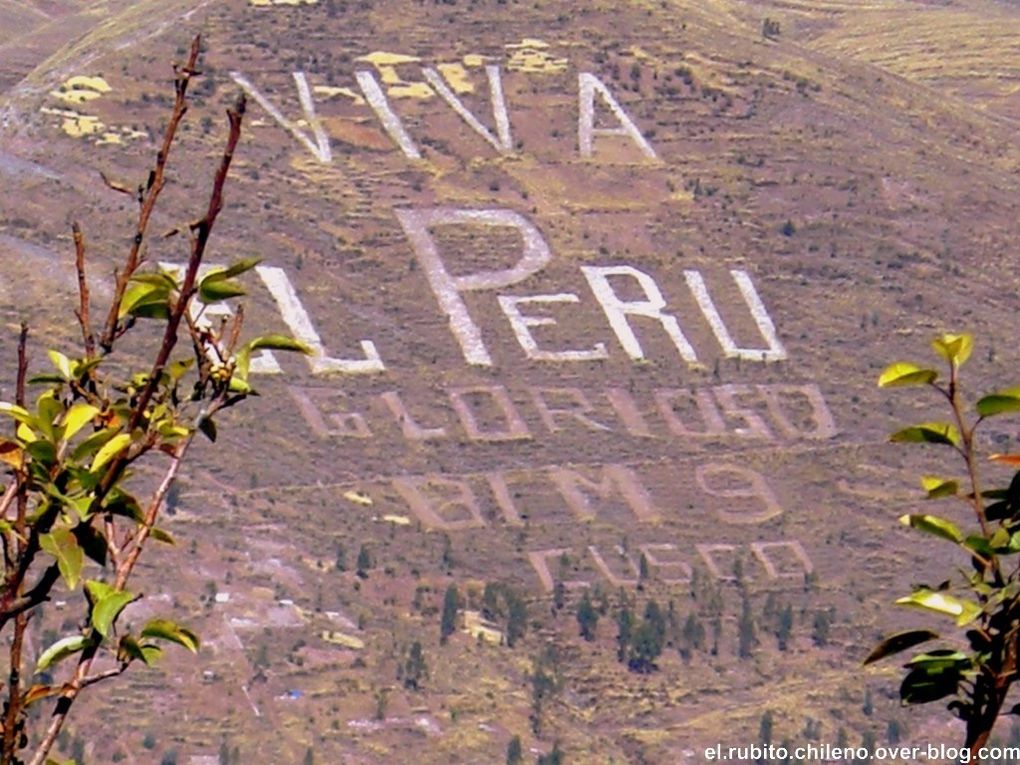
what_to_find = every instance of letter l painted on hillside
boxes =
[256,266,385,374]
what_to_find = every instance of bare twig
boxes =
[127,92,246,434]
[98,35,203,353]
[72,223,95,358]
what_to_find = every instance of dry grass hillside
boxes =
[3,0,1020,763]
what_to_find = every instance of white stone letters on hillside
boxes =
[233,65,657,162]
[229,71,332,164]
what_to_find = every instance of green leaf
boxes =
[932,333,973,367]
[26,440,56,467]
[235,335,313,380]
[976,389,1020,417]
[215,256,262,280]
[247,334,313,354]
[46,350,72,380]
[167,358,194,382]
[900,664,962,705]
[150,527,175,545]
[890,422,961,448]
[130,272,177,288]
[863,629,939,665]
[39,528,83,590]
[0,402,36,427]
[878,362,938,388]
[35,635,90,672]
[73,524,107,566]
[899,514,964,544]
[71,426,119,463]
[896,589,983,626]
[199,277,246,302]
[28,374,67,385]
[90,432,131,472]
[198,417,216,443]
[84,579,115,607]
[227,376,253,395]
[920,476,959,499]
[70,357,103,380]
[905,649,970,670]
[91,590,135,638]
[103,491,144,523]
[62,403,99,441]
[141,618,200,653]
[118,281,164,319]
[118,635,161,666]
[964,535,993,557]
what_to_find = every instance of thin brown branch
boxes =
[227,304,244,356]
[80,664,128,689]
[116,434,194,590]
[126,92,246,434]
[0,565,59,627]
[15,323,27,410]
[105,514,121,571]
[2,611,27,761]
[98,35,203,353]
[3,324,31,764]
[25,641,100,765]
[72,223,95,358]
[14,324,28,547]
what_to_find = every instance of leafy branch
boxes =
[867,332,1020,757]
[0,36,309,765]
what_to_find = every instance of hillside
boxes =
[3,1,1020,762]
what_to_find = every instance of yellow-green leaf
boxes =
[16,422,35,444]
[141,618,200,653]
[118,282,166,319]
[90,432,131,472]
[878,362,938,388]
[118,635,161,666]
[91,590,134,638]
[0,403,36,427]
[150,527,175,545]
[976,389,1020,417]
[40,529,83,590]
[920,476,960,499]
[931,333,973,367]
[35,635,90,672]
[198,277,246,303]
[890,422,961,448]
[46,350,72,380]
[896,589,982,626]
[900,513,964,544]
[62,403,99,442]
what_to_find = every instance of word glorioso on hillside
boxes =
[180,48,830,591]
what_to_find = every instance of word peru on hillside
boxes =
[203,237,785,375]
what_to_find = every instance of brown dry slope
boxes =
[3,0,1020,763]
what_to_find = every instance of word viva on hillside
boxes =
[230,66,658,163]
